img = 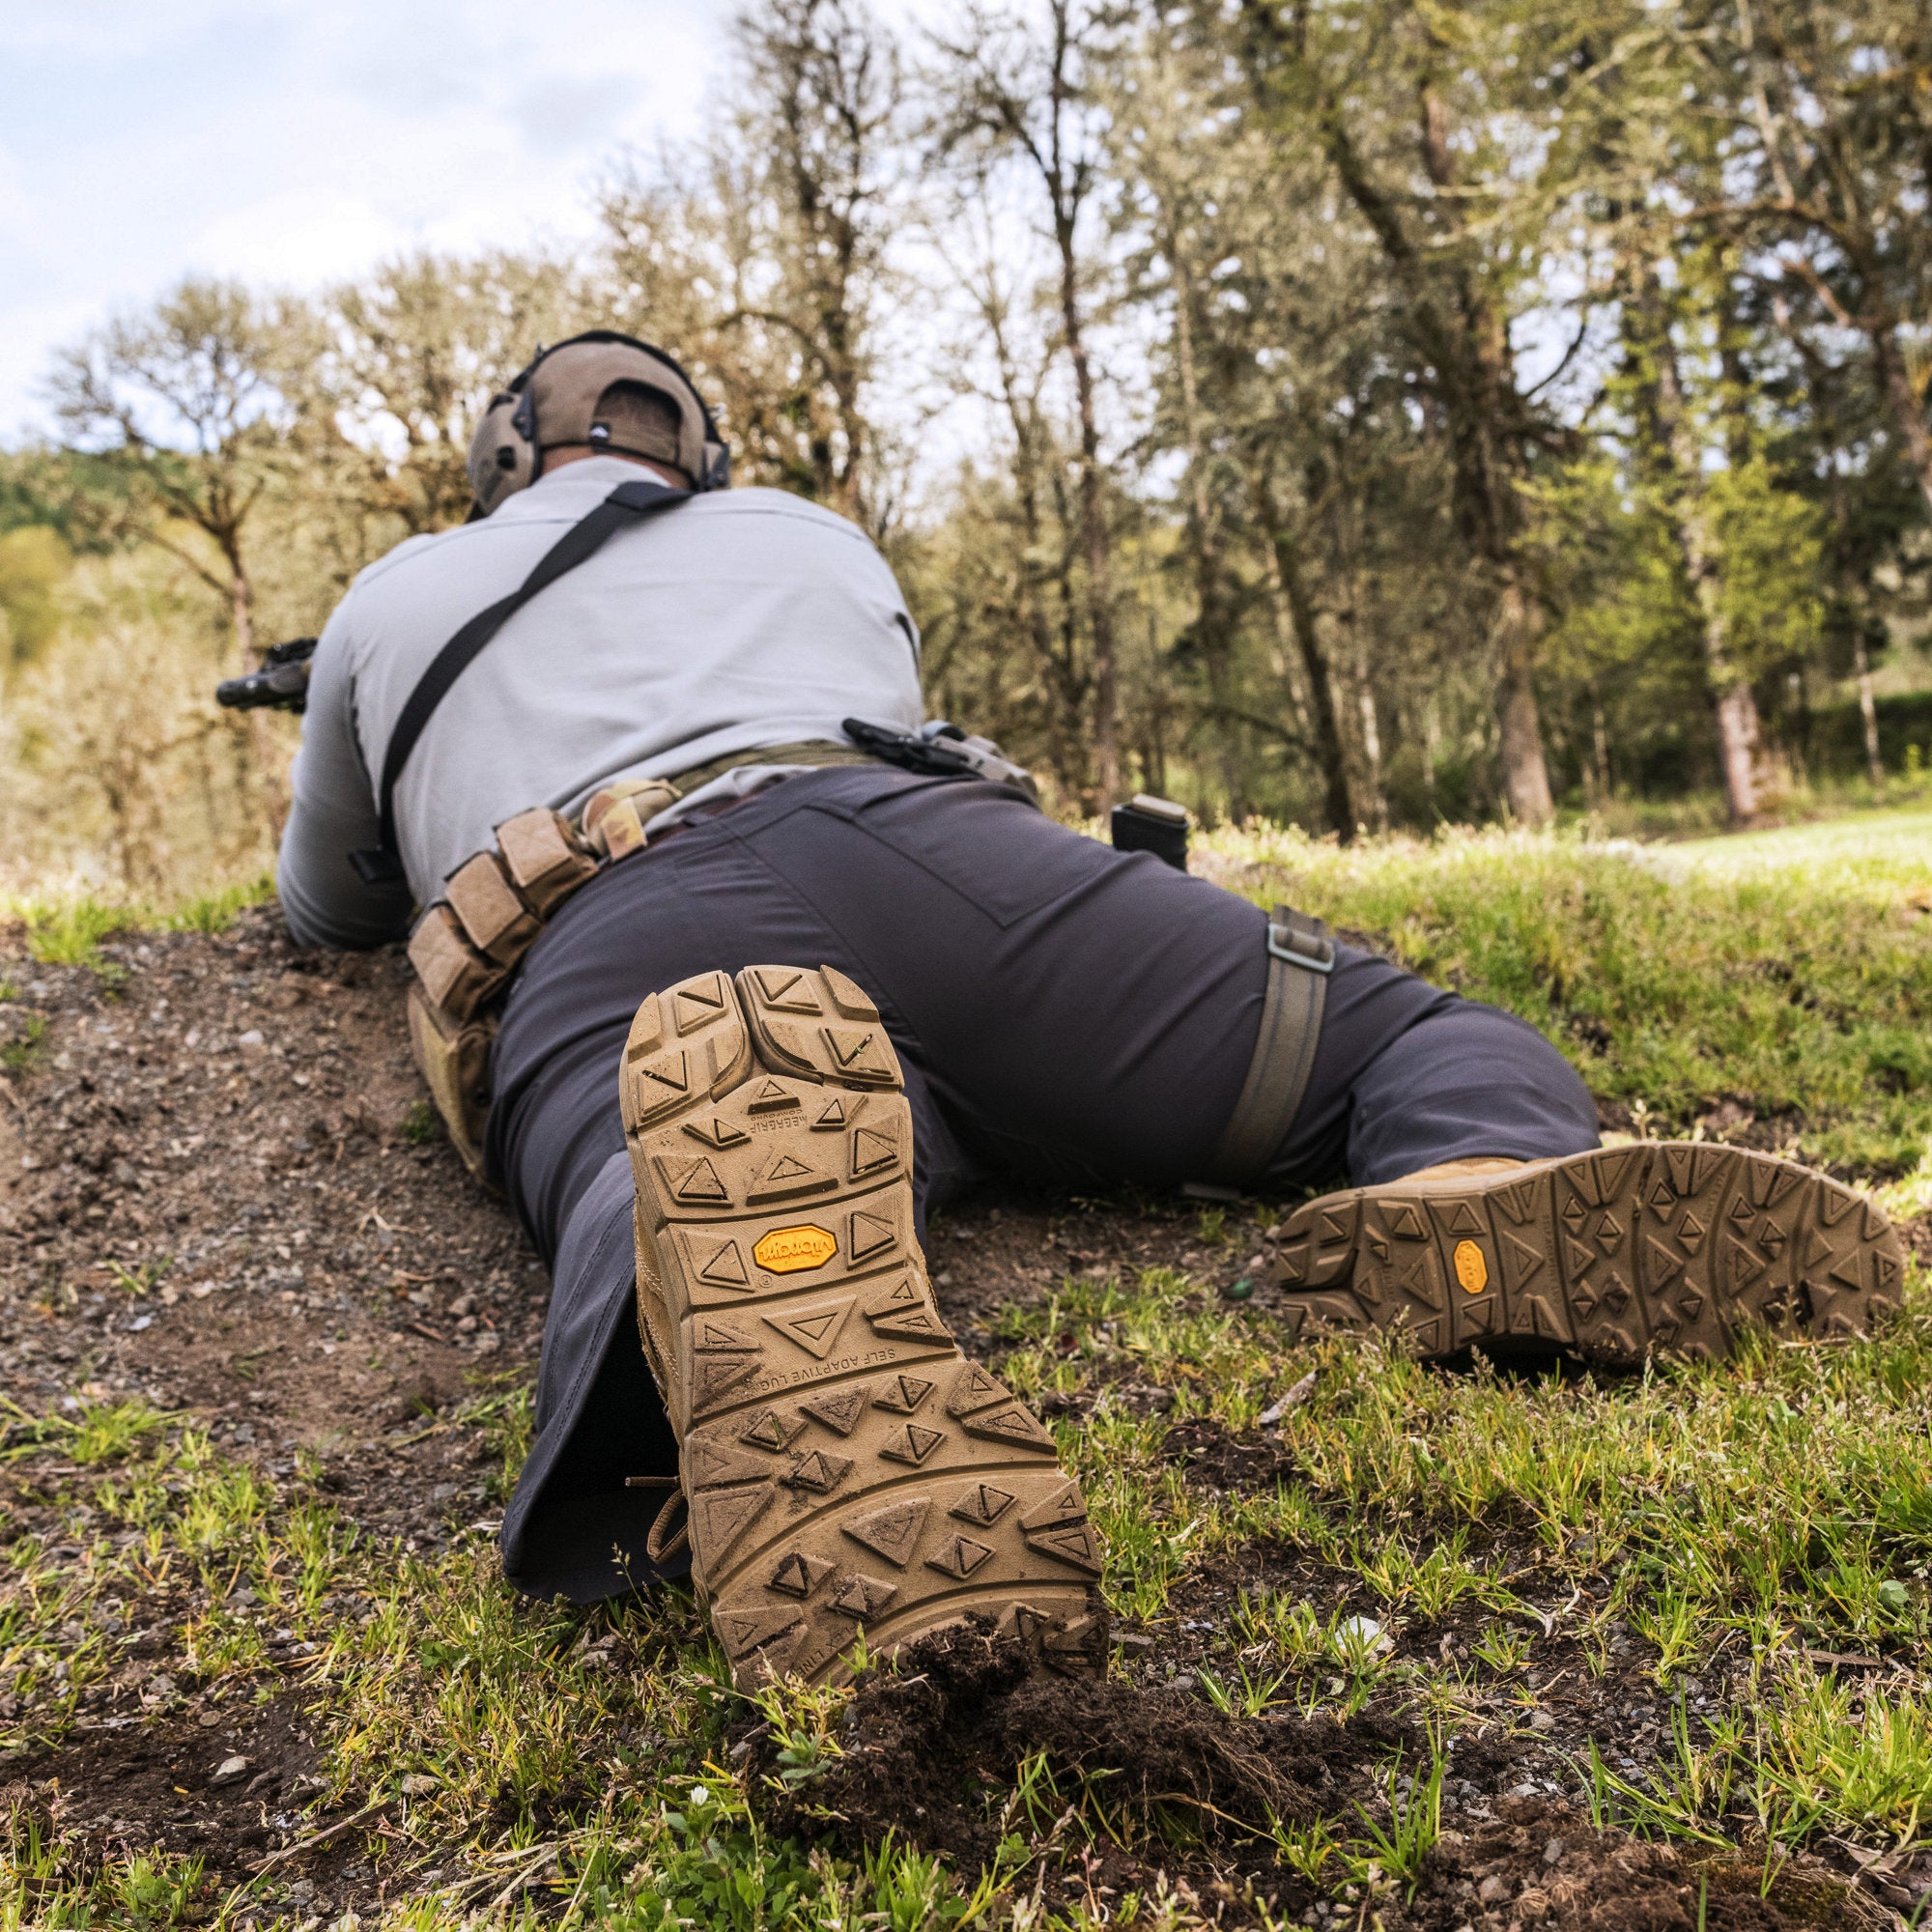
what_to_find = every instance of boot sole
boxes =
[1271,1141,1905,1364]
[621,964,1108,1688]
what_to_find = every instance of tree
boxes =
[1621,247,1771,823]
[1697,0,1932,519]
[928,1,1128,810]
[914,211,1096,801]
[1230,0,1594,825]
[1109,32,1248,817]
[0,526,68,674]
[47,276,294,671]
[304,249,603,541]
[601,0,902,530]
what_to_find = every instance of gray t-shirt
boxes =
[275,458,923,949]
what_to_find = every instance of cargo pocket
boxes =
[827,774,1114,930]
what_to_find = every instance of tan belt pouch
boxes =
[404,763,860,1170]
[406,985,495,1179]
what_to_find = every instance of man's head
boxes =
[466,331,729,516]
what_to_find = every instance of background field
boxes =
[3,809,1930,1929]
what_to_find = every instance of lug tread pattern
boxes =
[625,965,1105,1688]
[1271,1143,1903,1368]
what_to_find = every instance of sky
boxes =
[0,1,732,440]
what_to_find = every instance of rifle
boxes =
[215,638,318,714]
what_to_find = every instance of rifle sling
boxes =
[351,478,692,884]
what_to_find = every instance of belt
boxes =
[400,730,1038,1179]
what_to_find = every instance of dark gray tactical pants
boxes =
[487,767,1599,1602]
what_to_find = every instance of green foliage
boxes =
[1204,817,1932,1175]
[160,875,273,935]
[19,897,129,970]
[0,1396,175,1467]
[1355,1750,1445,1902]
[1706,457,1831,681]
[0,526,70,670]
[0,1012,47,1077]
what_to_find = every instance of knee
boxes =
[1427,999,1600,1125]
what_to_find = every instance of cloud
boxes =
[0,142,32,246]
[0,1,257,59]
[511,73,641,158]
[0,0,718,438]
[189,192,414,289]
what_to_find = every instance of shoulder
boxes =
[346,520,506,596]
[690,487,879,547]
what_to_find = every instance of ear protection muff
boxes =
[466,330,730,517]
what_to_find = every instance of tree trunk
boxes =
[1870,318,1932,523]
[1853,630,1885,789]
[228,560,256,670]
[981,287,1089,804]
[1338,581,1385,834]
[1492,578,1554,827]
[1712,680,1762,822]
[1138,623,1170,800]
[1634,264,1762,827]
[1259,490,1353,839]
[1677,502,1761,826]
[1058,249,1120,810]
[1355,677,1387,835]
[1171,243,1243,819]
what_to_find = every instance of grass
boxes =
[1663,802,1932,876]
[1199,810,1932,1176]
[0,1010,48,1076]
[3,873,273,972]
[1556,767,1932,844]
[7,804,1932,1925]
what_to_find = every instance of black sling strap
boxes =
[351,478,693,884]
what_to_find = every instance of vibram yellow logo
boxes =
[1453,1239,1489,1294]
[753,1225,838,1274]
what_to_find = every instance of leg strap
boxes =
[1205,905,1335,1185]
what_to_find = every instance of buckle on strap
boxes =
[1267,911,1335,976]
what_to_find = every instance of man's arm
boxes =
[275,603,415,950]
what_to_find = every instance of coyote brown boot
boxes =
[621,964,1108,1688]
[1271,1143,1905,1364]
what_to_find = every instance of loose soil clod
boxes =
[755,1623,1407,1871]
[755,1631,1861,1927]
[1407,1798,1852,1931]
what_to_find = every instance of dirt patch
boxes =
[1165,1413,1303,1493]
[0,908,544,1537]
[757,1624,1406,1874]
[4,1693,323,1883]
[1901,1213,1932,1273]
[753,1632,1864,1927]
[754,1625,1397,1921]
[1406,1797,1854,1930]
